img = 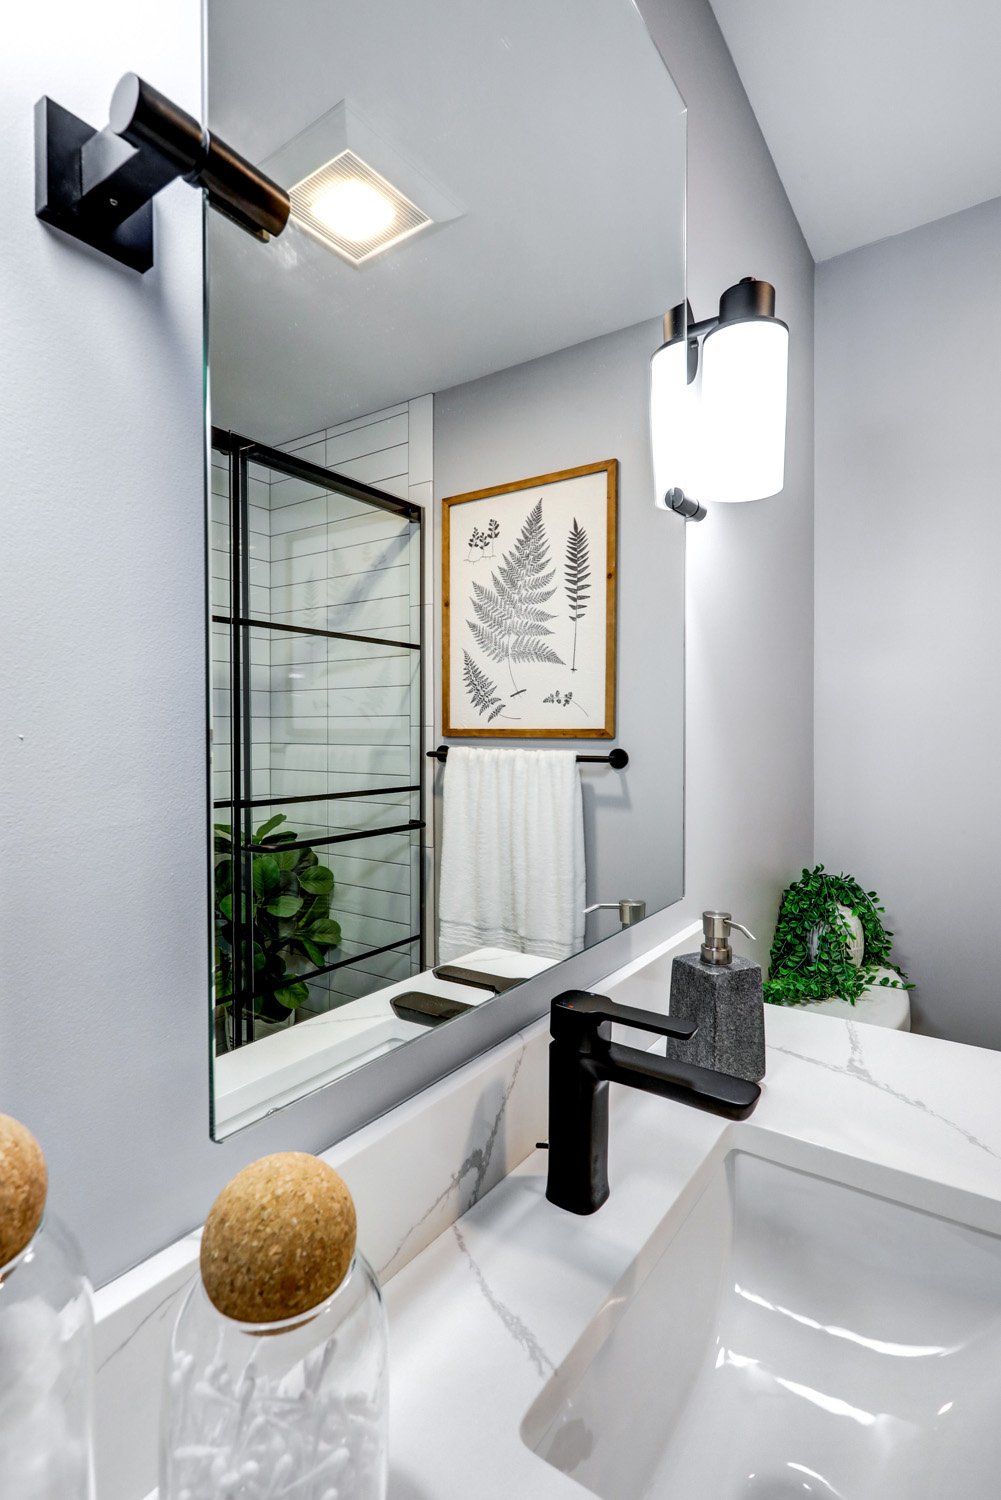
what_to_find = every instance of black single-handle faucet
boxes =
[545,990,762,1214]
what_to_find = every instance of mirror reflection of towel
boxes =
[437,747,585,965]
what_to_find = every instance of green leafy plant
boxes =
[213,813,342,1023]
[765,864,912,1007]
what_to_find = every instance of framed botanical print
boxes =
[442,460,617,737]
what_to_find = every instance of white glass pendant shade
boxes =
[700,317,789,502]
[650,338,701,509]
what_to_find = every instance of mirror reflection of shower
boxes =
[210,430,423,1059]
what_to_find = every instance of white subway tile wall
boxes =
[210,399,432,1024]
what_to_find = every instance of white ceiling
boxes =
[709,0,1001,262]
[206,0,686,442]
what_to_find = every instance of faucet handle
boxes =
[551,990,697,1044]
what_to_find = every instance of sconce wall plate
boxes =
[35,96,155,272]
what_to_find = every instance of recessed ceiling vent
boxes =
[262,102,462,269]
[289,149,432,265]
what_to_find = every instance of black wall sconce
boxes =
[651,277,790,521]
[35,74,290,273]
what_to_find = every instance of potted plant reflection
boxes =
[214,814,342,1047]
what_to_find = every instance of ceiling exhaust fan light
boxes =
[309,178,398,243]
[289,149,432,264]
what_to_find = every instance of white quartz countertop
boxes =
[381,1005,1001,1499]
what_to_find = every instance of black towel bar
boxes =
[426,744,628,769]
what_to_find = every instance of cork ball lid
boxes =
[0,1115,48,1267]
[200,1153,357,1323]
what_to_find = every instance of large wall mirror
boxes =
[205,0,687,1136]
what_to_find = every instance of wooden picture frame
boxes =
[442,460,617,738]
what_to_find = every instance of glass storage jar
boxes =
[160,1249,388,1500]
[0,1214,95,1500]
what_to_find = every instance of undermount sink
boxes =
[523,1137,1001,1499]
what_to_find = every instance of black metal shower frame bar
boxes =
[214,786,421,812]
[213,428,425,1047]
[212,427,421,522]
[225,932,423,1013]
[242,819,424,855]
[211,613,418,653]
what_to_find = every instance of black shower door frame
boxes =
[211,427,426,1049]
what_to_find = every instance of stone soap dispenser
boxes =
[663,912,766,1083]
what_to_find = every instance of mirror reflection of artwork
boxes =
[442,462,617,737]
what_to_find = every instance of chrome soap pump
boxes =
[661,911,766,1083]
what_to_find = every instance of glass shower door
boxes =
[210,432,423,1073]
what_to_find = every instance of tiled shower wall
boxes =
[273,398,432,1014]
[210,396,434,1021]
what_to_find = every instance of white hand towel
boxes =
[437,746,585,964]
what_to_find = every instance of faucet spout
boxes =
[545,990,761,1215]
[602,1041,761,1117]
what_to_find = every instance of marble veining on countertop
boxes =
[96,1020,548,1500]
[101,938,1001,1500]
[382,1005,1001,1499]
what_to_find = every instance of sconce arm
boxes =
[36,73,289,274]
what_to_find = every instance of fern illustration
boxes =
[466,521,500,561]
[462,651,511,723]
[466,499,564,694]
[543,688,589,716]
[565,517,591,673]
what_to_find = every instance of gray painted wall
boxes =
[815,195,1001,1047]
[433,319,686,945]
[1,0,814,1288]
[638,0,816,950]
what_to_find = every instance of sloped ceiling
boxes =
[709,0,1001,262]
